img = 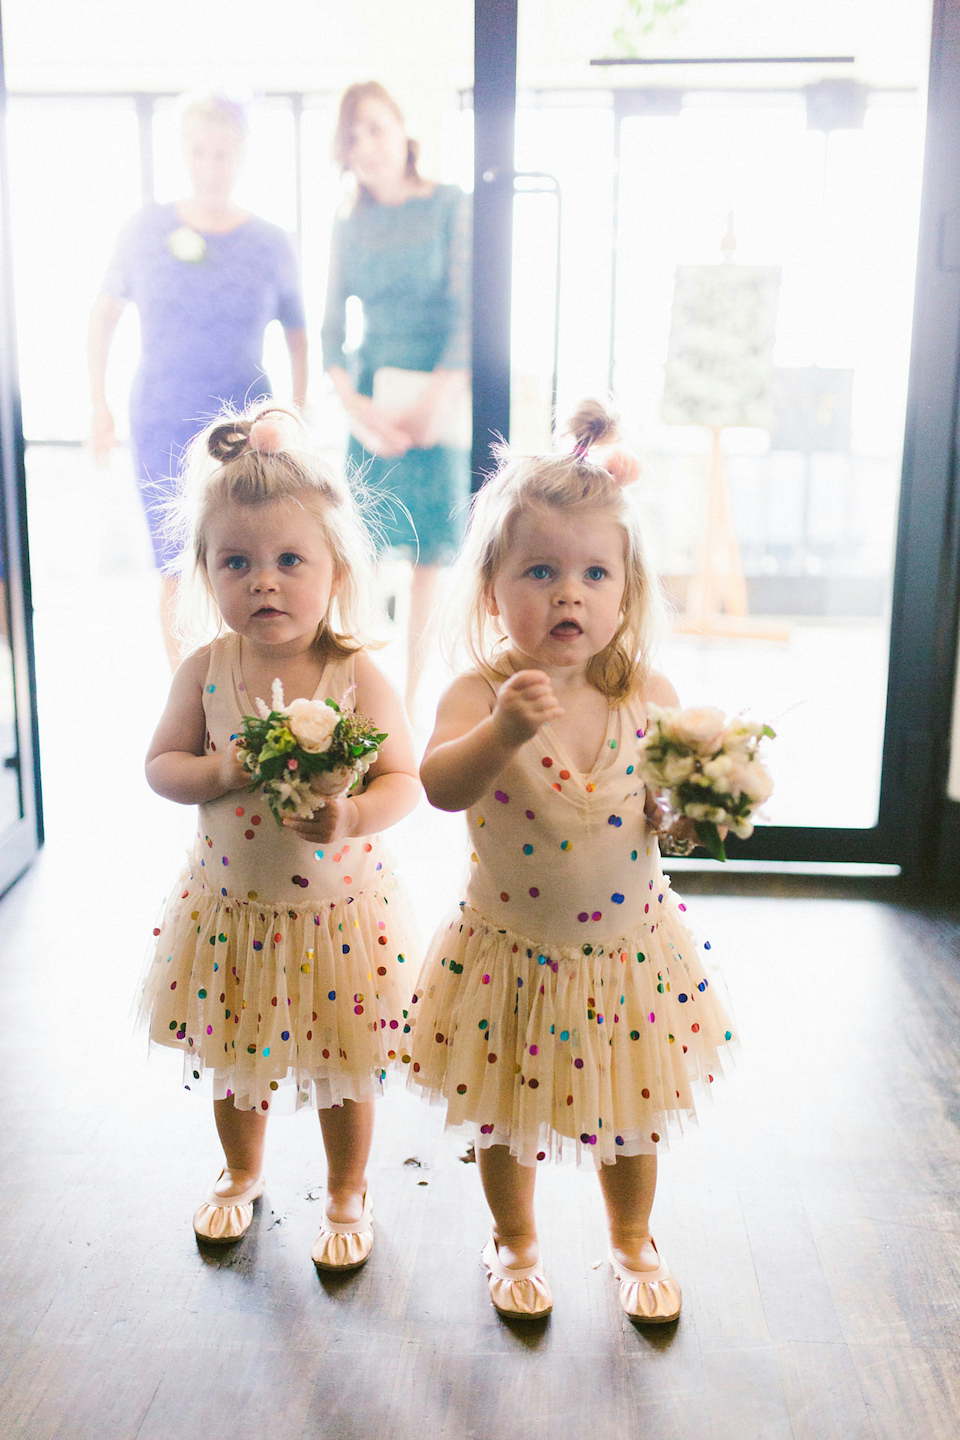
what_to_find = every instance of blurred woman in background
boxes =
[88,92,307,665]
[323,81,470,714]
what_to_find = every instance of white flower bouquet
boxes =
[635,705,775,862]
[236,680,386,825]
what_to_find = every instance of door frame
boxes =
[472,0,960,880]
[0,20,43,898]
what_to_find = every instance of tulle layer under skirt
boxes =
[139,864,418,1113]
[406,896,734,1166]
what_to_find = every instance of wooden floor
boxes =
[4,468,960,1438]
[5,803,960,1439]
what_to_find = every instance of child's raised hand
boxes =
[282,794,360,846]
[492,669,564,747]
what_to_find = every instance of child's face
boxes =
[488,506,626,675]
[204,499,338,656]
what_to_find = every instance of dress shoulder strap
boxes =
[319,651,357,710]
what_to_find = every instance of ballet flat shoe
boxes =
[311,1191,374,1271]
[609,1237,682,1323]
[193,1171,264,1244]
[482,1235,553,1319]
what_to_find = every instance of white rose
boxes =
[286,698,339,753]
[729,758,773,804]
[167,226,206,263]
[664,706,727,754]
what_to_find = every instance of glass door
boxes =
[0,42,42,896]
[487,0,938,866]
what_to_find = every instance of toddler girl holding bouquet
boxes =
[407,401,739,1324]
[140,403,420,1266]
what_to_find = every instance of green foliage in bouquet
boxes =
[635,706,775,862]
[236,693,386,826]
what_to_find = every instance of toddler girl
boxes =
[140,404,420,1267]
[408,402,734,1323]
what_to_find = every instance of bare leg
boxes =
[212,1098,268,1198]
[404,563,442,714]
[596,1151,660,1270]
[160,573,181,671]
[318,1097,375,1224]
[476,1143,540,1269]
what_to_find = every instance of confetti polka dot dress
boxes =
[407,683,734,1166]
[139,632,417,1113]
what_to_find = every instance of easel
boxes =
[675,426,790,641]
[665,219,789,641]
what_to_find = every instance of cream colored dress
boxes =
[407,682,734,1165]
[139,633,417,1113]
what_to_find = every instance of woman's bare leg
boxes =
[405,562,442,714]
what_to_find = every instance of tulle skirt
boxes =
[139,862,418,1113]
[406,893,734,1166]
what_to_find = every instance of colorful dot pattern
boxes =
[405,691,735,1167]
[140,634,418,1115]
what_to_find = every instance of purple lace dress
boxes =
[102,203,305,567]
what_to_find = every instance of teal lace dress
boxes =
[322,184,471,565]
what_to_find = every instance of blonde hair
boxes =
[170,403,379,655]
[332,81,421,200]
[178,90,247,142]
[451,400,660,702]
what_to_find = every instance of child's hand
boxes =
[492,669,564,747]
[282,795,360,845]
[218,738,249,795]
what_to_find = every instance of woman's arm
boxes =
[145,649,248,804]
[87,291,125,463]
[326,364,411,457]
[281,651,421,843]
[421,669,564,812]
[284,326,308,410]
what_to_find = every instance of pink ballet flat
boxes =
[609,1236,682,1323]
[193,1171,264,1245]
[481,1235,553,1319]
[311,1191,374,1271]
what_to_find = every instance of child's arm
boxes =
[145,650,248,804]
[421,668,564,812]
[282,652,420,844]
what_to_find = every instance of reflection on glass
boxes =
[511,4,929,832]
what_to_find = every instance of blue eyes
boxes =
[223,553,302,571]
[524,564,609,582]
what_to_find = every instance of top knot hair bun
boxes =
[568,397,620,457]
[566,398,641,487]
[206,420,250,463]
[206,407,300,463]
